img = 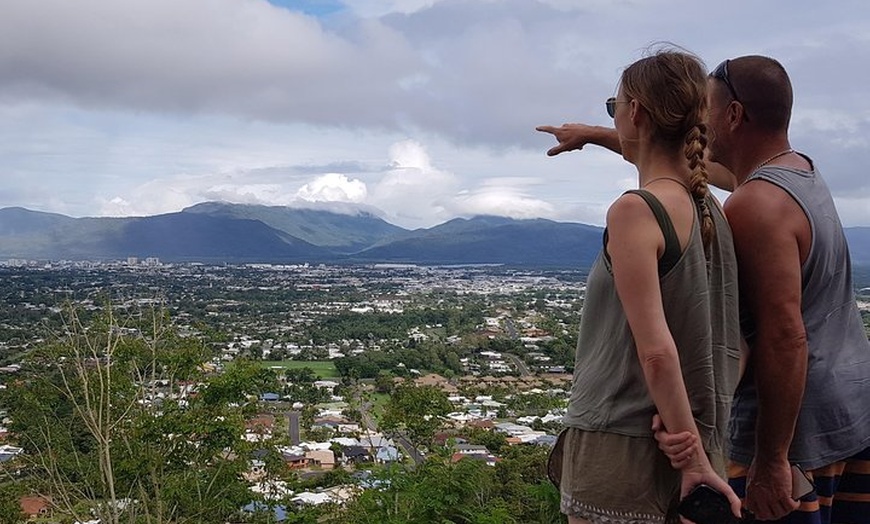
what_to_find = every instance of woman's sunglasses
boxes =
[605,97,618,118]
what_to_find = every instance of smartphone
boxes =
[678,484,741,524]
[791,464,815,500]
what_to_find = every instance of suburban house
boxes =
[19,496,51,519]
[305,449,336,470]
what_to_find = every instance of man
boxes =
[538,55,870,523]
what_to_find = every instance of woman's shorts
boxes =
[548,427,681,524]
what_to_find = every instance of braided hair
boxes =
[621,48,714,253]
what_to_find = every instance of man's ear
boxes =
[727,101,745,131]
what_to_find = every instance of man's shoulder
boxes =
[725,181,809,251]
[725,179,801,223]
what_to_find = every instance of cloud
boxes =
[2,0,870,226]
[0,0,624,150]
[451,187,555,219]
[99,179,198,217]
[96,170,362,217]
[832,197,870,227]
[0,0,419,126]
[341,0,443,17]
[295,173,368,203]
[368,139,459,227]
[89,138,457,226]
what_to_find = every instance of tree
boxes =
[3,305,262,523]
[0,482,25,524]
[335,459,501,523]
[284,366,318,384]
[331,447,564,524]
[379,384,452,451]
[373,372,395,394]
[464,427,508,455]
[494,445,564,523]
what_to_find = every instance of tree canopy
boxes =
[3,306,270,523]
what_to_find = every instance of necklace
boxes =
[754,148,795,172]
[642,177,690,190]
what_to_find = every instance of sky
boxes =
[1,0,869,230]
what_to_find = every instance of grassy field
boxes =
[362,392,391,424]
[370,392,390,411]
[260,360,339,378]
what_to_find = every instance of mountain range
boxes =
[0,203,604,267]
[2,203,870,270]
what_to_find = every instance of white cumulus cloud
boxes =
[370,139,459,228]
[451,187,555,220]
[295,173,368,203]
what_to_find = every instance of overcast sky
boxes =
[1,0,868,229]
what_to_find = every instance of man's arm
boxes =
[707,162,737,192]
[536,123,738,191]
[725,180,808,521]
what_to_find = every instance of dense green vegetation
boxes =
[309,306,484,344]
[2,308,280,523]
[0,301,568,523]
[334,449,563,524]
[5,262,865,522]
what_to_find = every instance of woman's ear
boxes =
[629,99,643,127]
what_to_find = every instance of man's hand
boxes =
[652,414,698,469]
[535,123,621,156]
[745,458,799,520]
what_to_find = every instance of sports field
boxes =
[260,360,339,378]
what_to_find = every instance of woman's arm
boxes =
[536,123,738,192]
[607,194,699,439]
[607,194,741,515]
[536,123,622,156]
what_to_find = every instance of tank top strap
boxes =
[609,189,681,276]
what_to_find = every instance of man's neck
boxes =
[733,134,793,186]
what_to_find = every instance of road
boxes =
[396,434,425,465]
[357,392,424,466]
[359,399,377,432]
[505,317,519,339]
[503,352,531,376]
[502,318,531,376]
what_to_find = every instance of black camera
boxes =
[678,484,741,524]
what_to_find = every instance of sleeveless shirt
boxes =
[729,162,870,469]
[563,191,740,457]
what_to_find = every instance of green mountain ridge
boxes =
[3,203,870,270]
[182,202,405,250]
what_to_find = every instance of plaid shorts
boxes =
[728,446,870,524]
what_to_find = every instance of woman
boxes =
[545,50,742,523]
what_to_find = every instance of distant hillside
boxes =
[4,203,870,271]
[183,202,405,252]
[0,207,326,262]
[352,216,603,267]
[107,212,327,261]
[846,227,870,266]
[845,227,870,288]
[0,207,76,235]
[0,205,607,266]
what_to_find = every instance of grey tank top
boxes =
[729,161,870,469]
[564,191,740,457]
